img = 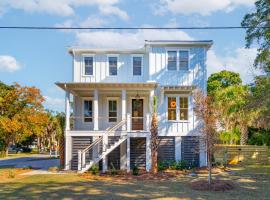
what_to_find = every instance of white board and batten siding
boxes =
[73,53,149,83]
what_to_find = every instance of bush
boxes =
[158,160,189,171]
[132,165,139,176]
[8,169,15,178]
[248,127,270,147]
[89,165,99,175]
[110,163,117,176]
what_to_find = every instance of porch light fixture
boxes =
[135,91,140,100]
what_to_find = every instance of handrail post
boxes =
[82,151,86,168]
[78,150,82,171]
[146,113,150,131]
[127,113,131,132]
[103,134,108,152]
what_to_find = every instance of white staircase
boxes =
[77,120,127,173]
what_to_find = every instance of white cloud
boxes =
[155,0,255,16]
[99,5,129,21]
[0,55,21,72]
[207,47,261,83]
[75,29,193,48]
[79,15,108,27]
[0,0,128,20]
[44,96,65,111]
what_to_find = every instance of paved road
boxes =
[0,154,59,170]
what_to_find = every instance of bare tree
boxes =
[194,90,218,185]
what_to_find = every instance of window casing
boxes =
[167,51,177,71]
[108,57,118,76]
[133,56,142,76]
[84,57,93,75]
[180,97,188,120]
[108,100,117,122]
[168,97,177,120]
[84,100,93,122]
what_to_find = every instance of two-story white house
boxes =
[56,40,213,173]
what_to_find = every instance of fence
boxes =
[214,145,269,165]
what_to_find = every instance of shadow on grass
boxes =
[0,165,269,200]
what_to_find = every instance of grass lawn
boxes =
[0,165,269,200]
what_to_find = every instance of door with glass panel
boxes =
[132,99,144,130]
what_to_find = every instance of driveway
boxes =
[0,154,59,170]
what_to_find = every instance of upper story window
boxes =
[133,56,142,76]
[84,57,93,76]
[179,50,189,70]
[108,56,118,76]
[84,100,93,122]
[168,97,177,120]
[108,100,117,122]
[180,97,188,120]
[167,51,177,71]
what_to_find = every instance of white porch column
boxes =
[65,90,71,131]
[146,135,151,172]
[93,89,99,131]
[175,137,182,162]
[65,90,71,170]
[126,137,130,172]
[121,89,126,130]
[127,113,131,132]
[199,137,207,167]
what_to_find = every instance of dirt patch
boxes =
[190,179,235,191]
[0,168,32,182]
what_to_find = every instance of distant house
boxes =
[56,40,213,172]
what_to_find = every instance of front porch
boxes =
[56,82,157,172]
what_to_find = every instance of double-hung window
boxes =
[180,97,188,120]
[167,51,177,71]
[109,57,118,76]
[133,56,142,76]
[168,97,177,120]
[84,57,93,75]
[84,100,93,122]
[179,50,189,70]
[167,96,189,121]
[108,100,117,122]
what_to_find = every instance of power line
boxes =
[0,26,269,30]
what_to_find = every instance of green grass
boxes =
[0,165,269,200]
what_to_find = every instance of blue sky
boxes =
[0,0,260,112]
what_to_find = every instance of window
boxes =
[133,56,142,76]
[168,97,177,120]
[109,57,118,76]
[84,100,92,122]
[167,51,177,70]
[84,57,93,75]
[179,50,189,70]
[108,100,117,122]
[180,97,188,120]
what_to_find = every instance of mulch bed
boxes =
[190,179,235,191]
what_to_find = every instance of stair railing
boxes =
[78,119,126,171]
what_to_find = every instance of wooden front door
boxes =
[132,99,144,130]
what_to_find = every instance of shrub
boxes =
[110,163,117,176]
[23,166,33,170]
[48,166,59,172]
[89,165,99,175]
[158,160,189,171]
[8,169,15,178]
[132,165,139,176]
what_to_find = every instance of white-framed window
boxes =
[83,99,93,122]
[166,49,189,71]
[179,50,189,70]
[84,56,94,76]
[108,100,117,122]
[108,56,118,76]
[167,96,189,121]
[132,56,143,76]
[180,97,188,120]
[168,97,177,120]
[167,51,177,71]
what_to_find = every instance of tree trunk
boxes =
[59,134,65,169]
[240,127,248,145]
[151,112,158,174]
[207,149,212,186]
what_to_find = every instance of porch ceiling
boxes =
[56,82,157,95]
